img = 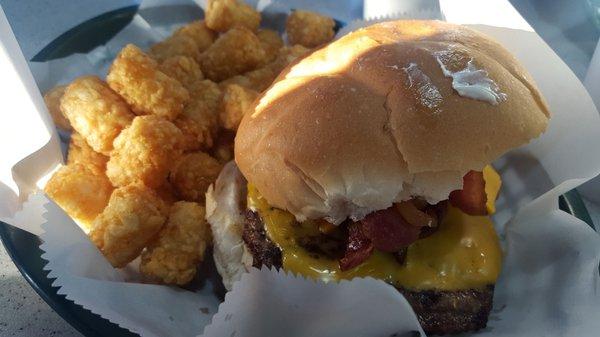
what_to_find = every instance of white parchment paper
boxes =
[203,267,425,337]
[1,1,600,336]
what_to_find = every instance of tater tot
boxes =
[43,85,71,131]
[219,84,258,130]
[44,163,113,230]
[90,182,168,268]
[220,66,274,92]
[107,115,183,188]
[174,20,216,52]
[107,44,189,120]
[248,44,309,89]
[205,0,260,32]
[170,152,221,202]
[174,80,222,151]
[286,10,335,48]
[67,132,108,175]
[61,76,134,155]
[220,44,309,92]
[155,181,178,206]
[150,35,202,63]
[159,55,204,90]
[210,130,235,164]
[273,44,311,69]
[219,74,251,89]
[200,27,266,82]
[140,201,210,285]
[257,29,283,64]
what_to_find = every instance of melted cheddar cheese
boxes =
[484,165,501,214]
[247,165,503,290]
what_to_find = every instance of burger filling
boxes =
[245,165,502,291]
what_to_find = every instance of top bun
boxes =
[235,20,550,224]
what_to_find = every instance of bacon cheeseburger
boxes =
[207,20,550,335]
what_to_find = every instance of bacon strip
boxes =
[339,202,447,270]
[396,200,437,228]
[360,207,422,253]
[339,222,373,271]
[449,170,488,216]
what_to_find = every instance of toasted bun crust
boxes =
[235,20,550,224]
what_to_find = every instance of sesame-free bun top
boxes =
[235,20,550,224]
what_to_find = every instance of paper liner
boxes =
[487,209,600,336]
[39,196,222,337]
[0,0,599,336]
[0,6,62,216]
[203,267,424,337]
[2,192,49,236]
[30,14,162,94]
[363,0,440,20]
[336,9,443,38]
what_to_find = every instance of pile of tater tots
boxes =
[43,0,336,286]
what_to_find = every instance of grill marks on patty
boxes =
[241,210,494,335]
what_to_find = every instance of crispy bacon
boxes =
[339,222,373,271]
[360,207,422,253]
[419,201,447,238]
[339,201,448,270]
[396,200,437,228]
[449,170,488,216]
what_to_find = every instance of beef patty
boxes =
[242,210,494,335]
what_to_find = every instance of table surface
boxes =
[0,0,599,336]
[0,242,81,336]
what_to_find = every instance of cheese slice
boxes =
[484,165,501,214]
[247,165,502,290]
